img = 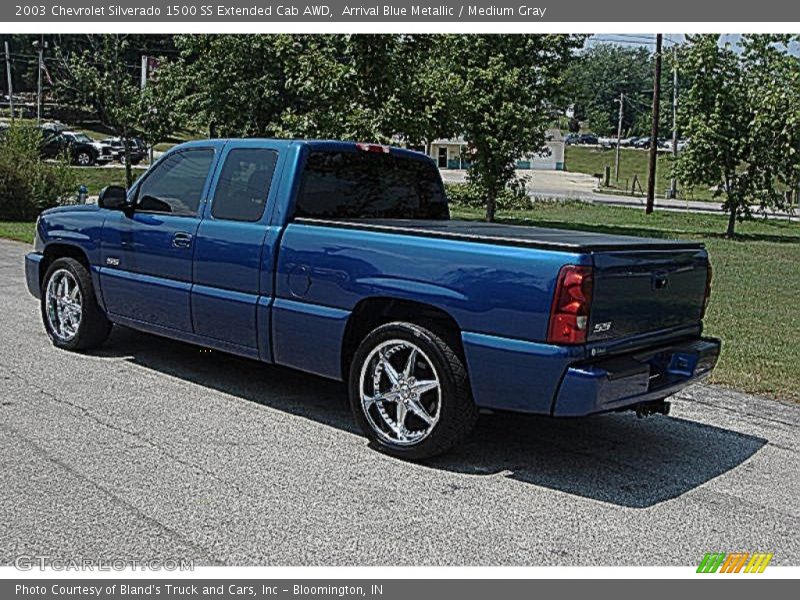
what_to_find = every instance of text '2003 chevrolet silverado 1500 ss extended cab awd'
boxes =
[25,139,721,459]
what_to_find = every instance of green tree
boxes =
[454,35,585,221]
[740,35,800,207]
[55,35,181,187]
[563,44,652,136]
[0,122,76,220]
[173,34,459,146]
[675,35,794,237]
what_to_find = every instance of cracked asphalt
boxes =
[0,238,798,565]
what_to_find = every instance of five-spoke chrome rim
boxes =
[45,269,82,342]
[359,339,441,446]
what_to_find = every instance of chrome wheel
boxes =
[45,269,82,342]
[76,152,91,166]
[359,339,441,446]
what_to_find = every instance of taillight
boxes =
[356,143,390,154]
[702,262,713,317]
[547,265,593,345]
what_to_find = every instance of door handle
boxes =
[172,232,193,248]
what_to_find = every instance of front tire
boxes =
[349,322,477,460]
[41,257,112,351]
[74,151,94,166]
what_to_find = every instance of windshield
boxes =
[69,133,93,143]
[295,150,448,220]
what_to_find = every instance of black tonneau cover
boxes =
[294,218,705,252]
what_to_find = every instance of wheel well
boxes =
[40,244,91,289]
[340,297,465,380]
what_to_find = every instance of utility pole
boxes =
[140,55,147,89]
[4,41,14,121]
[645,33,662,214]
[34,38,47,124]
[668,47,678,199]
[615,92,624,181]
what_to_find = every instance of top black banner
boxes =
[4,0,800,22]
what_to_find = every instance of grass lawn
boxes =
[2,201,798,402]
[452,201,800,402]
[566,145,717,202]
[68,166,140,195]
[0,222,36,244]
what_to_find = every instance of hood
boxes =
[41,203,100,216]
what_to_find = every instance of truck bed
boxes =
[294,218,705,252]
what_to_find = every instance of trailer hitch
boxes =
[634,400,671,418]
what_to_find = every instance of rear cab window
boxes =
[211,147,279,222]
[295,149,448,220]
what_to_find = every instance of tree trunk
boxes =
[122,127,133,190]
[485,194,496,222]
[726,204,737,238]
[724,173,737,238]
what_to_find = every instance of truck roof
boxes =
[172,138,433,163]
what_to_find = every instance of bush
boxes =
[445,181,531,211]
[0,123,77,220]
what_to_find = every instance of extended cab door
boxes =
[100,145,219,332]
[191,143,283,358]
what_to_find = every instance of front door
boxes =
[437,146,448,168]
[100,146,218,333]
[191,144,281,355]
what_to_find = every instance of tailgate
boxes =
[588,247,709,342]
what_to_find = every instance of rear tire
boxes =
[349,321,477,460]
[41,257,112,351]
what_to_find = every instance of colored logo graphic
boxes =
[697,552,773,573]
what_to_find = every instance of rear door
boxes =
[588,248,709,342]
[100,145,219,332]
[191,143,283,357]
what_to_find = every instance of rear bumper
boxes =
[462,331,720,416]
[25,252,43,299]
[552,337,721,416]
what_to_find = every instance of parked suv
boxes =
[40,130,114,166]
[100,136,148,165]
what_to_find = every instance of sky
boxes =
[586,34,800,55]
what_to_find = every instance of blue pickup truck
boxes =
[25,139,720,459]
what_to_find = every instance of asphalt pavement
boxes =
[0,238,797,566]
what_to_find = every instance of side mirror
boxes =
[98,185,130,211]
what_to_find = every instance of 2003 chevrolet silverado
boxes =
[25,139,721,459]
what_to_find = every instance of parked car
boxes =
[40,130,114,166]
[100,136,148,165]
[598,137,616,149]
[577,133,599,145]
[631,136,652,149]
[564,133,579,145]
[25,139,720,459]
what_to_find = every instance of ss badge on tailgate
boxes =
[593,321,612,333]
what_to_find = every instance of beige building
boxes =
[427,129,566,171]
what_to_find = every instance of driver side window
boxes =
[136,149,215,216]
